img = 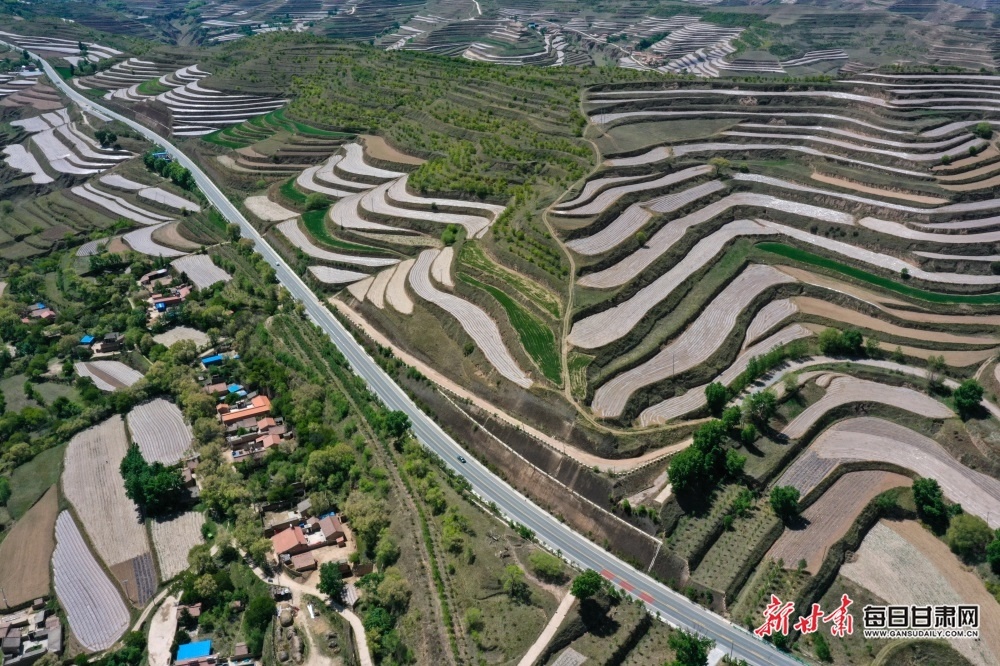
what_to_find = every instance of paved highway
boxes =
[30,51,800,666]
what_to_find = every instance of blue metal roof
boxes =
[202,354,224,365]
[80,335,95,344]
[176,640,212,661]
[227,383,242,393]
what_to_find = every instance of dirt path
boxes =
[810,172,949,204]
[146,595,177,666]
[517,592,576,666]
[332,299,687,472]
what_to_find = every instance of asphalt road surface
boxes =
[29,51,801,666]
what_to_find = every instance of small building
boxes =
[218,395,272,426]
[97,332,124,353]
[263,509,303,537]
[204,382,229,397]
[176,639,213,664]
[44,615,61,655]
[290,552,317,572]
[296,498,313,517]
[80,335,95,346]
[319,515,346,544]
[178,602,202,619]
[232,643,250,660]
[139,268,169,286]
[271,526,309,557]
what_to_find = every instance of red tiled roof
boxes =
[270,526,306,555]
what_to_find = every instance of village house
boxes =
[149,285,192,314]
[20,302,56,323]
[0,608,62,666]
[138,267,170,287]
[96,332,124,353]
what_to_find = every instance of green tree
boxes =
[0,476,10,505]
[913,477,949,533]
[119,443,184,516]
[769,486,801,522]
[704,382,728,415]
[501,565,529,602]
[319,562,346,601]
[375,567,411,614]
[243,595,277,657]
[986,535,1000,573]
[570,569,604,599]
[975,121,993,139]
[742,390,776,426]
[668,630,714,666]
[375,531,401,569]
[953,379,984,419]
[946,513,993,562]
[344,493,390,552]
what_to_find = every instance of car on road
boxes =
[457,455,467,464]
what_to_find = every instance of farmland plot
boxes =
[297,162,357,198]
[308,266,369,285]
[570,220,778,348]
[245,195,298,222]
[337,142,405,181]
[842,520,1000,666]
[386,259,415,314]
[315,155,373,191]
[3,144,54,183]
[410,249,532,388]
[276,219,399,268]
[75,360,144,391]
[767,471,911,573]
[0,485,58,607]
[139,187,201,213]
[361,180,494,238]
[566,180,725,256]
[72,184,174,226]
[387,176,505,218]
[639,324,812,425]
[334,190,402,232]
[779,418,1000,527]
[52,511,130,652]
[171,254,232,289]
[556,174,652,210]
[150,512,205,580]
[126,398,192,464]
[782,376,953,439]
[743,300,799,348]
[124,223,188,258]
[578,193,852,289]
[62,416,156,601]
[430,245,454,287]
[591,264,795,418]
[552,165,711,217]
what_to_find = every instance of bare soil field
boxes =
[792,297,1000,345]
[52,511,130,652]
[153,326,210,348]
[767,471,910,573]
[780,418,1000,527]
[810,172,949,204]
[245,195,298,222]
[774,265,907,306]
[148,595,178,666]
[62,416,154,575]
[170,254,232,289]
[150,511,204,580]
[126,398,192,464]
[800,324,998,367]
[842,520,1000,666]
[361,134,425,165]
[0,485,58,607]
[152,221,202,251]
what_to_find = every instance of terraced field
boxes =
[150,512,205,580]
[62,416,158,604]
[126,398,192,465]
[74,360,144,391]
[52,511,130,652]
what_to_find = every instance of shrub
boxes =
[528,550,565,582]
[668,630,714,666]
[570,569,604,599]
[913,477,949,533]
[975,121,993,140]
[770,486,800,522]
[705,382,728,415]
[946,513,993,562]
[953,379,984,419]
